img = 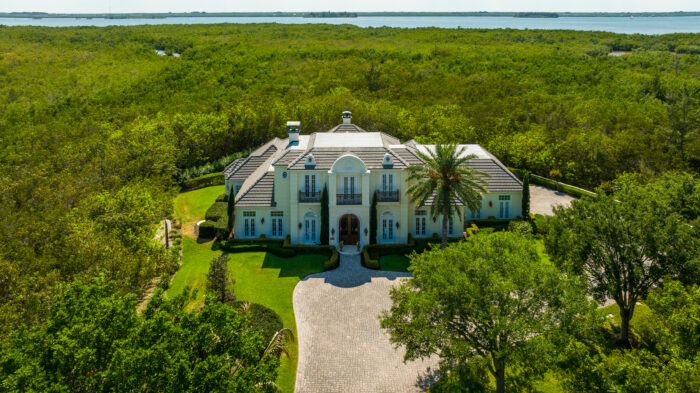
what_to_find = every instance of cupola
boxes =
[342,111,352,125]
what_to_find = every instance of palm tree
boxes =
[406,144,488,249]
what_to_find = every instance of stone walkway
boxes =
[293,254,438,393]
[529,184,576,216]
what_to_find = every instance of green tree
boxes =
[320,184,329,245]
[559,282,700,393]
[370,190,378,245]
[380,232,587,393]
[0,278,279,392]
[521,172,530,219]
[227,187,236,237]
[545,176,697,347]
[206,255,235,303]
[405,144,487,248]
[664,84,699,165]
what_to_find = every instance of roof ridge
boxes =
[387,147,409,167]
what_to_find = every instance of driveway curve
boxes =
[293,253,437,393]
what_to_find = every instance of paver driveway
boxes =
[293,253,438,393]
[529,184,576,215]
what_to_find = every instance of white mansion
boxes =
[224,112,523,246]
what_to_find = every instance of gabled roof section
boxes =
[468,159,522,192]
[236,172,275,207]
[225,145,277,182]
[389,147,424,166]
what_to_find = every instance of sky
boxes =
[1,1,698,14]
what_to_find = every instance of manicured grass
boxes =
[169,186,326,393]
[174,184,224,224]
[380,254,411,272]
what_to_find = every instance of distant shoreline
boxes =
[3,11,700,19]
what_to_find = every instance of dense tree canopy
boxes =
[0,278,279,392]
[544,172,699,346]
[0,23,698,338]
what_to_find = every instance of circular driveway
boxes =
[293,253,438,393]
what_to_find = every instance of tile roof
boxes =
[236,172,275,207]
[225,145,277,181]
[468,159,522,192]
[272,149,303,166]
[390,147,424,165]
[223,158,246,178]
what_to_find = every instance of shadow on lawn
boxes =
[261,253,325,280]
[208,241,325,280]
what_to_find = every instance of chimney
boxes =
[342,111,352,125]
[286,121,300,144]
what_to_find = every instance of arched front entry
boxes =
[338,214,360,245]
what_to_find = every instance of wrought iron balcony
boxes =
[337,193,362,205]
[377,190,400,202]
[298,190,321,203]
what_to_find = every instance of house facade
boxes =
[224,112,522,246]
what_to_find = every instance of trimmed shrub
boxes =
[233,301,283,344]
[282,235,334,257]
[469,219,510,232]
[198,221,219,239]
[181,172,224,191]
[522,172,530,219]
[370,191,377,245]
[508,220,533,236]
[320,185,329,245]
[216,193,227,202]
[324,249,339,271]
[205,202,228,221]
[531,214,549,235]
[362,247,380,269]
[465,222,480,237]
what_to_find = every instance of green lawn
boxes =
[380,254,411,272]
[168,186,326,393]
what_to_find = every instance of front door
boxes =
[339,214,360,245]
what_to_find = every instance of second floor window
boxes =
[343,176,356,196]
[381,173,394,192]
[304,174,316,195]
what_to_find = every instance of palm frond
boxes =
[263,328,294,359]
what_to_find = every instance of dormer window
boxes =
[382,153,393,168]
[305,154,316,169]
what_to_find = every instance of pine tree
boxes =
[522,172,530,219]
[206,255,235,303]
[370,190,378,245]
[320,185,329,245]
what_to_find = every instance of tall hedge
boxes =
[227,189,235,237]
[320,185,329,245]
[522,172,530,219]
[370,190,377,245]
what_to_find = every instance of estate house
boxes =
[224,112,522,246]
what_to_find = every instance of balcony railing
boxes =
[377,190,400,202]
[337,193,362,205]
[298,190,321,203]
